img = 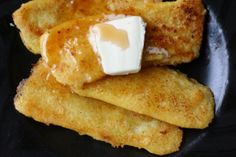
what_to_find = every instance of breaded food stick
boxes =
[39,11,205,86]
[14,61,183,156]
[74,67,214,129]
[38,18,214,128]
[13,0,205,65]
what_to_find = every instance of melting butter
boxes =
[89,16,146,75]
[93,23,129,49]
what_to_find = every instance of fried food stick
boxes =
[13,0,205,65]
[39,11,205,87]
[14,61,183,156]
[40,19,214,128]
[74,67,214,129]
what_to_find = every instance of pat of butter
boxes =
[89,16,146,75]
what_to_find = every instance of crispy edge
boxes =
[13,0,73,54]
[14,60,183,155]
[75,67,214,129]
[13,0,205,65]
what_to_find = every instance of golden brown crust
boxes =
[14,60,183,155]
[41,17,214,128]
[13,0,205,65]
[108,0,206,65]
[74,66,214,129]
[40,17,213,128]
[12,0,110,54]
[40,18,106,88]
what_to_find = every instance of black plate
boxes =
[1,0,236,157]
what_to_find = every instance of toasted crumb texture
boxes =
[13,0,109,53]
[41,18,214,128]
[13,0,205,65]
[14,61,183,156]
[75,66,214,129]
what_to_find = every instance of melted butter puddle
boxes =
[93,23,129,49]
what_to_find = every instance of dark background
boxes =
[0,0,236,157]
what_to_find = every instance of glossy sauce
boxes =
[41,16,150,87]
[40,17,105,87]
[93,23,129,49]
[42,0,203,86]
